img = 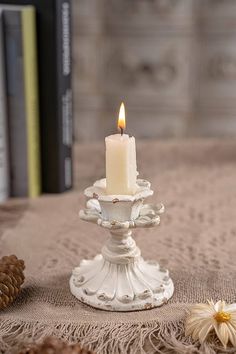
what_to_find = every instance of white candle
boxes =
[105,103,138,195]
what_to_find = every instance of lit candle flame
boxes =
[118,102,126,135]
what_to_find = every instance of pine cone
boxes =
[0,255,25,310]
[18,337,95,354]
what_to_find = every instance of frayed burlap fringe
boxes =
[0,319,236,354]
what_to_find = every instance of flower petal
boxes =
[229,319,236,331]
[225,304,236,313]
[186,311,212,329]
[229,313,236,322]
[207,299,219,313]
[186,315,213,341]
[197,321,214,343]
[189,311,213,319]
[185,317,205,336]
[227,322,236,348]
[207,299,215,306]
[190,304,215,317]
[191,324,202,340]
[214,300,224,312]
[214,322,229,348]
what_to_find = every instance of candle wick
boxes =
[120,127,124,136]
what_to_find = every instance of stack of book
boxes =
[0,0,73,203]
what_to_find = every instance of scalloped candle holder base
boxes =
[70,254,174,311]
[69,179,174,312]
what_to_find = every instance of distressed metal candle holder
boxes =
[70,179,174,312]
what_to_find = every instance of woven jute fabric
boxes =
[0,139,236,354]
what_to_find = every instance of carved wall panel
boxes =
[105,0,195,33]
[103,37,193,106]
[200,0,236,32]
[73,0,236,140]
[198,36,236,109]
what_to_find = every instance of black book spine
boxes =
[56,0,73,192]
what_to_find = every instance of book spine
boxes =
[3,10,28,197]
[56,0,73,192]
[0,12,9,202]
[21,6,41,197]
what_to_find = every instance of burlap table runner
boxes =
[1,139,236,354]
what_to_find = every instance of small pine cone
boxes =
[18,337,95,354]
[0,255,25,310]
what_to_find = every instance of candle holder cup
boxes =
[70,178,174,311]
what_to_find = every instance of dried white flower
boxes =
[185,300,236,348]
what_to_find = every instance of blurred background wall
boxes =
[73,0,236,141]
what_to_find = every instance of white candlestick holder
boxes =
[70,179,174,312]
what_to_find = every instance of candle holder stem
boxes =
[102,229,140,264]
